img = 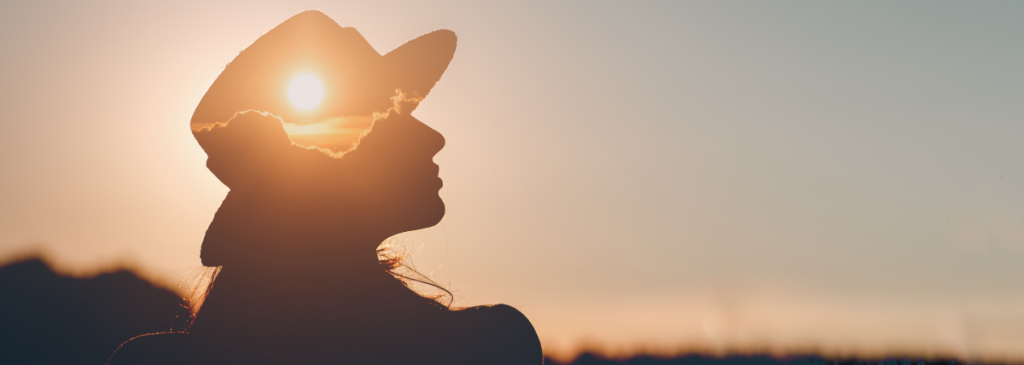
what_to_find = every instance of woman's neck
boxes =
[228,246,385,282]
[192,248,407,332]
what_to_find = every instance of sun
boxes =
[288,74,324,110]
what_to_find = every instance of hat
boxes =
[191,10,456,151]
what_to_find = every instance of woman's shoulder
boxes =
[442,304,543,365]
[450,304,533,330]
[106,306,542,365]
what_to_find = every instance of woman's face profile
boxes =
[190,107,447,264]
[335,111,447,238]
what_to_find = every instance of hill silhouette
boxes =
[0,257,190,365]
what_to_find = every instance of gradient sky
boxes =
[2,1,1023,361]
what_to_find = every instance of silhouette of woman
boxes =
[108,11,542,365]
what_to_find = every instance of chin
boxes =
[390,194,445,234]
[418,195,446,228]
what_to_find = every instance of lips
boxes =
[408,164,442,191]
[429,164,442,190]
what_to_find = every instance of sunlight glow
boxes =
[282,115,374,154]
[288,74,324,110]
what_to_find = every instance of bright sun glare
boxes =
[288,74,324,110]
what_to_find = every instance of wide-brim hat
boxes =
[190,10,456,136]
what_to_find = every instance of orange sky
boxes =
[2,1,1024,362]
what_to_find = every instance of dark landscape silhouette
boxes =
[548,354,966,365]
[0,257,189,365]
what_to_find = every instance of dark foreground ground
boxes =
[547,354,968,365]
[0,257,991,365]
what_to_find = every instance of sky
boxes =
[2,0,1023,362]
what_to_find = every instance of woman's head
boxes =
[189,11,456,267]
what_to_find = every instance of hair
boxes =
[183,266,221,325]
[182,238,453,328]
[377,238,454,308]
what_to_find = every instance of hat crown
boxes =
[191,11,396,132]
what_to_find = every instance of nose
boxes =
[411,116,445,157]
